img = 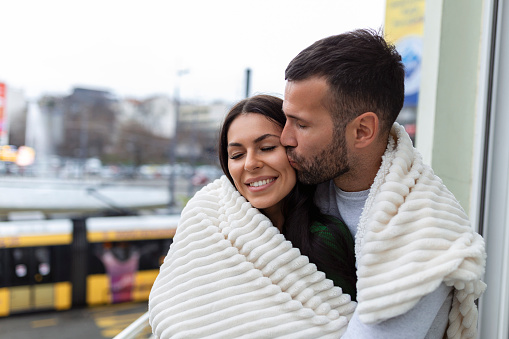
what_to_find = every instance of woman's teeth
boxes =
[249,178,275,187]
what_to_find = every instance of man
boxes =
[281,29,486,339]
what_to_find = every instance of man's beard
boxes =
[288,134,350,185]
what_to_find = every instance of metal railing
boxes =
[114,311,154,339]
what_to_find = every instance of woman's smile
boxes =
[245,176,277,191]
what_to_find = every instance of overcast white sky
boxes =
[1,0,385,103]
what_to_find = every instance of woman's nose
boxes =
[244,152,262,171]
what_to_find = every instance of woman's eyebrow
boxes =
[228,134,279,148]
[253,134,279,143]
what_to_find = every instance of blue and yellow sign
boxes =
[385,0,426,107]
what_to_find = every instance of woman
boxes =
[149,95,357,339]
[218,95,357,298]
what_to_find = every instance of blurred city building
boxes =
[61,88,118,160]
[1,84,231,179]
[119,96,176,139]
[178,102,229,164]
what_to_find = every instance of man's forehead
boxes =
[282,97,291,113]
[282,98,302,120]
[283,85,331,118]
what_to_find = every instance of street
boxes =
[0,176,205,218]
[0,301,150,339]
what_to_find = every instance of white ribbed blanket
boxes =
[149,176,357,339]
[355,123,486,339]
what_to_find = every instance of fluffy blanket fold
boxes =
[149,176,357,339]
[355,123,486,339]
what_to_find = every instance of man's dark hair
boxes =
[285,28,405,135]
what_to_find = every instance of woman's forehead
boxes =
[228,113,283,140]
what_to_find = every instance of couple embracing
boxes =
[149,29,486,339]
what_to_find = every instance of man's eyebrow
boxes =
[285,114,310,124]
[284,114,299,120]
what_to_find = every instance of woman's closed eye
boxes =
[229,152,244,160]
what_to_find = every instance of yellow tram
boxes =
[0,214,178,317]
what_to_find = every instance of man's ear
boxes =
[349,112,379,149]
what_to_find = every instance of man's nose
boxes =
[281,123,296,147]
